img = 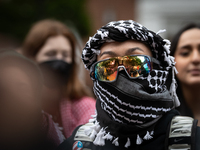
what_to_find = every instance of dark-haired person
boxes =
[57,20,200,150]
[170,23,200,126]
[22,19,96,138]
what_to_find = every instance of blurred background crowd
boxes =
[0,0,200,149]
[1,0,200,88]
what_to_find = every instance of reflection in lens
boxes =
[126,56,151,77]
[95,58,118,81]
[95,55,152,81]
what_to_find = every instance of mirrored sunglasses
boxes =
[90,55,161,82]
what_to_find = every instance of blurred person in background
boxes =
[0,49,64,150]
[21,19,96,138]
[170,23,200,126]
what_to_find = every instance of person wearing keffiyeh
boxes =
[57,20,200,150]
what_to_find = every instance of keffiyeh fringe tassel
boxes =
[125,138,131,148]
[136,134,143,145]
[93,128,106,146]
[112,137,119,146]
[170,68,180,107]
[163,38,180,107]
[156,29,166,35]
[143,131,153,140]
[85,113,155,148]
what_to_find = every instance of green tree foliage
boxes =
[0,0,91,40]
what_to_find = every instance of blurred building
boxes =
[85,0,136,36]
[1,0,200,50]
[0,0,136,51]
[135,0,200,39]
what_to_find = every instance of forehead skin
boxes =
[176,28,200,51]
[35,35,72,63]
[98,40,152,61]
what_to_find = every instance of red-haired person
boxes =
[22,19,96,138]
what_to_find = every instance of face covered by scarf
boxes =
[81,20,179,147]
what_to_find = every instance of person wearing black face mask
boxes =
[21,19,96,139]
[57,20,200,150]
[39,60,72,87]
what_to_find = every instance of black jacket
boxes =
[57,109,200,150]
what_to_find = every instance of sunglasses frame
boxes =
[90,54,161,82]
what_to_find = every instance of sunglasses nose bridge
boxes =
[117,65,126,71]
[117,65,132,78]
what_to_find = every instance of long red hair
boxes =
[22,19,93,99]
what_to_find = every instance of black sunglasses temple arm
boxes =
[90,64,96,80]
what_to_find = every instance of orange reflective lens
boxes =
[94,55,152,82]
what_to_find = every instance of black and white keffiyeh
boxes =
[82,20,180,148]
[82,20,179,106]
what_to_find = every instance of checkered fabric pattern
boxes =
[82,20,179,106]
[41,111,65,147]
[81,20,180,148]
[60,96,96,138]
[82,20,170,71]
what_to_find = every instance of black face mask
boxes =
[39,60,72,87]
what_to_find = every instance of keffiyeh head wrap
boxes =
[82,20,180,148]
[82,20,179,107]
